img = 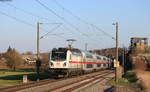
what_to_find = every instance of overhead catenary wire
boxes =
[35,0,105,48]
[4,1,101,43]
[4,2,66,35]
[1,1,114,49]
[51,0,89,25]
[90,24,115,40]
[0,1,94,50]
[0,10,62,35]
[4,2,89,38]
[5,3,51,21]
[0,10,65,40]
[35,0,89,37]
[0,10,34,27]
[40,23,62,39]
[1,2,88,42]
[51,0,115,40]
[51,0,116,50]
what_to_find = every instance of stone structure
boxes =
[130,37,148,54]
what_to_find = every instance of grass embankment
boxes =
[110,71,138,86]
[0,69,51,88]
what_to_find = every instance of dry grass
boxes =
[135,71,150,92]
[132,57,147,71]
[0,80,21,88]
[132,57,150,92]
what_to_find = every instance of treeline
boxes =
[0,46,23,71]
[0,46,49,71]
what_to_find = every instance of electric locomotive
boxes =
[49,47,112,77]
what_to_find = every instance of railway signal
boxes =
[114,59,120,67]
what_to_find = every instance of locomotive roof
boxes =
[81,50,93,56]
[51,47,109,59]
[52,47,81,53]
[81,50,109,59]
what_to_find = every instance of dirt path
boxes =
[135,70,150,92]
[132,56,150,92]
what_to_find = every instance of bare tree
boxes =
[40,53,49,71]
[7,46,12,52]
[4,47,23,71]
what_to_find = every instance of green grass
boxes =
[110,78,130,86]
[110,71,138,86]
[124,71,138,83]
[0,70,52,88]
[0,71,35,77]
[0,80,21,88]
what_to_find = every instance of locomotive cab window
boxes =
[51,48,67,61]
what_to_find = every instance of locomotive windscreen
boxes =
[51,48,67,61]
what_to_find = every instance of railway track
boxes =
[0,70,113,92]
[0,78,58,92]
[45,70,113,92]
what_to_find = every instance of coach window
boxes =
[86,55,93,58]
[103,58,106,61]
[86,64,93,68]
[103,64,107,67]
[71,51,81,56]
[97,64,101,67]
[97,56,101,60]
[107,58,109,61]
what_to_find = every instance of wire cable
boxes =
[5,3,51,21]
[52,0,89,25]
[0,10,62,38]
[35,0,89,37]
[4,3,64,34]
[40,23,62,39]
[90,24,115,40]
[52,0,115,40]
[0,10,34,27]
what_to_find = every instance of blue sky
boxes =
[0,0,150,53]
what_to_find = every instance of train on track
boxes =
[49,47,113,77]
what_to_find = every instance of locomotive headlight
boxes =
[50,62,54,66]
[63,62,67,67]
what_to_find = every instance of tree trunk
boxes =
[13,66,16,71]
